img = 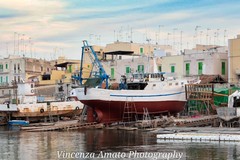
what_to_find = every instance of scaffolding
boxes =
[185,84,214,115]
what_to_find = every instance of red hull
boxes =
[81,100,185,123]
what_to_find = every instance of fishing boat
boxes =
[0,82,84,122]
[70,40,199,124]
[70,74,200,124]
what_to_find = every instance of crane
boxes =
[72,40,109,88]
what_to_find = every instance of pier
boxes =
[156,127,240,142]
[21,120,104,132]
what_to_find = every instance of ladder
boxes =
[122,97,138,123]
[142,107,153,128]
[79,105,88,122]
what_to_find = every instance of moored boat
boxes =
[0,82,84,122]
[70,75,199,124]
[8,120,29,126]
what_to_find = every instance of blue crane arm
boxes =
[73,40,109,88]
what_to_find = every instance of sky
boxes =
[0,0,240,60]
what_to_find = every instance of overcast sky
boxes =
[0,0,239,60]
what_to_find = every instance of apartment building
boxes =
[159,46,228,79]
[228,35,240,83]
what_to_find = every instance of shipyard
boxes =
[1,0,240,160]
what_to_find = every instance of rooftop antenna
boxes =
[158,25,164,45]
[146,38,151,55]
[173,28,178,49]
[6,42,8,55]
[195,26,201,45]
[216,29,220,45]
[214,31,217,45]
[29,37,32,58]
[166,33,171,45]
[155,32,158,44]
[180,31,183,52]
[114,30,115,42]
[130,27,133,43]
[119,26,123,41]
[200,31,203,44]
[14,32,16,55]
[224,29,227,46]
[206,28,210,45]
[17,33,20,55]
[21,34,25,54]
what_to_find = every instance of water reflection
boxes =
[0,127,239,160]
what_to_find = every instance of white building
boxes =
[0,55,52,101]
[158,46,228,79]
[102,55,154,83]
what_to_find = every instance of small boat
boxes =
[8,120,29,126]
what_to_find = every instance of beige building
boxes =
[103,41,174,60]
[161,55,184,77]
[98,41,172,83]
[228,35,240,83]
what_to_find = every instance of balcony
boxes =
[0,83,9,88]
[236,69,240,75]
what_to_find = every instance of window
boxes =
[222,62,226,75]
[186,63,190,76]
[6,76,8,83]
[158,66,162,72]
[140,48,144,55]
[5,64,8,69]
[198,62,203,75]
[14,64,16,73]
[126,66,130,74]
[138,65,144,73]
[111,68,114,79]
[0,76,2,83]
[171,66,175,73]
[68,65,72,73]
[0,64,3,72]
[42,74,51,80]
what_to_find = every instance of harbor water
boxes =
[0,126,240,160]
